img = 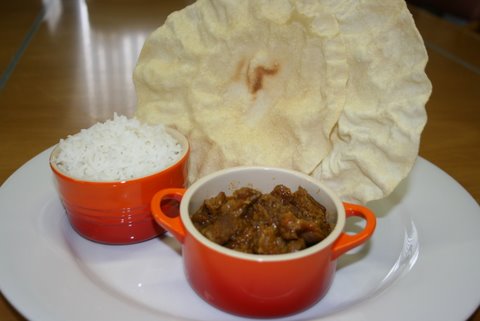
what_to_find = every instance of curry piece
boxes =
[191,185,332,254]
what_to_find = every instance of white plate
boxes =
[1,147,479,321]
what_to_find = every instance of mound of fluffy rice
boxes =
[54,113,183,181]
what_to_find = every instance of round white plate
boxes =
[1,147,479,321]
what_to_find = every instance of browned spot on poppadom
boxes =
[247,63,280,95]
[232,58,246,82]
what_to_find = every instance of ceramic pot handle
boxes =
[332,203,376,259]
[151,188,187,243]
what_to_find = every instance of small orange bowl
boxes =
[151,167,376,317]
[50,127,189,244]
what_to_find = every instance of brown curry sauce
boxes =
[191,185,332,254]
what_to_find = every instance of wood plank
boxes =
[0,0,43,84]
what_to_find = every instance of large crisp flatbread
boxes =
[134,0,431,204]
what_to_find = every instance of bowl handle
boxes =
[151,188,187,243]
[331,203,376,260]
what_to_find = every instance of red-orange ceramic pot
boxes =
[151,167,376,317]
[50,127,189,244]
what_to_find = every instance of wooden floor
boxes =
[0,1,479,320]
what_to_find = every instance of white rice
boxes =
[54,113,183,181]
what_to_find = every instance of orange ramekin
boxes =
[50,127,189,244]
[151,167,376,317]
